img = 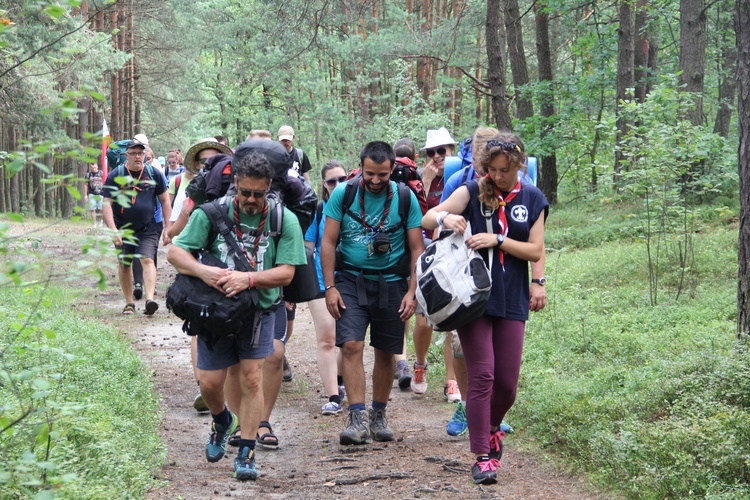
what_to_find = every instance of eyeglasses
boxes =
[425,147,447,158]
[325,176,348,187]
[126,151,145,157]
[486,140,522,153]
[238,188,268,199]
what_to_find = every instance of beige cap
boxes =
[277,125,295,141]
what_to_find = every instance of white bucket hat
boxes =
[421,127,456,150]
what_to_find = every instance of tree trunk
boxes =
[534,1,558,203]
[634,0,653,103]
[679,0,707,126]
[615,0,635,187]
[505,0,533,119]
[736,0,750,338]
[486,0,512,130]
[714,44,737,138]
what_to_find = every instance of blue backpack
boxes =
[106,139,133,170]
[458,136,473,169]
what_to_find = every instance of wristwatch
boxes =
[531,277,546,286]
[496,234,505,247]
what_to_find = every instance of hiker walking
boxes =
[321,141,424,445]
[84,162,104,228]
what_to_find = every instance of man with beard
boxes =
[167,152,306,481]
[321,141,424,445]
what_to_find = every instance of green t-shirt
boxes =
[324,180,422,281]
[174,197,307,309]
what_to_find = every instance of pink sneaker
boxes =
[444,379,461,403]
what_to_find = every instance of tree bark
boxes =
[535,1,557,203]
[679,0,707,126]
[634,0,653,103]
[736,0,750,339]
[615,0,635,186]
[486,0,512,130]
[505,0,533,119]
[714,44,737,138]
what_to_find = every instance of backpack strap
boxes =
[264,194,284,246]
[294,147,304,165]
[201,198,253,272]
[460,165,472,184]
[316,201,324,225]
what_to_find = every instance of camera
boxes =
[372,231,392,254]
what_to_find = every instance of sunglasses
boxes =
[198,157,211,165]
[324,176,348,187]
[238,187,268,199]
[486,140,522,153]
[425,147,447,158]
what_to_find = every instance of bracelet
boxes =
[436,211,449,227]
[247,272,254,288]
[325,284,336,291]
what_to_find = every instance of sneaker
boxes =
[369,407,394,442]
[338,385,346,401]
[446,402,468,436]
[410,363,428,394]
[500,421,514,434]
[133,283,143,300]
[489,429,506,460]
[444,379,461,402]
[471,458,500,485]
[339,409,370,445]
[193,392,209,412]
[234,446,258,481]
[395,363,412,389]
[205,412,238,462]
[322,401,343,415]
[282,356,293,382]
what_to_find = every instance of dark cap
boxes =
[125,139,147,150]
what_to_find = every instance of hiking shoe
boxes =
[144,299,159,316]
[444,379,461,402]
[369,407,394,442]
[500,421,514,434]
[339,409,370,445]
[234,446,258,481]
[193,392,209,412]
[322,401,343,415]
[338,385,346,401]
[489,429,506,460]
[410,362,428,394]
[282,356,293,382]
[446,402,468,436]
[133,283,143,300]
[471,458,500,485]
[395,363,412,389]
[205,412,238,462]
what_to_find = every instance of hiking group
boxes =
[96,125,548,485]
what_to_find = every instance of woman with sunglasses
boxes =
[422,131,548,485]
[304,160,348,415]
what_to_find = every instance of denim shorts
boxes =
[88,194,103,211]
[334,271,408,354]
[197,309,275,370]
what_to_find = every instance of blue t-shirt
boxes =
[305,202,326,292]
[103,165,167,232]
[463,180,548,321]
[324,180,423,282]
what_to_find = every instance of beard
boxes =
[240,200,263,215]
[364,179,388,194]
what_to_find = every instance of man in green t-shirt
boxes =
[167,152,306,482]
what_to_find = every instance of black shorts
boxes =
[285,301,297,320]
[115,222,162,267]
[334,271,408,354]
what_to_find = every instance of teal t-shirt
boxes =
[324,180,422,281]
[174,197,307,309]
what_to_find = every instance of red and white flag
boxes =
[101,119,111,179]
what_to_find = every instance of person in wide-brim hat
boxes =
[184,138,233,174]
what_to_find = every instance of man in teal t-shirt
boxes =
[168,151,305,482]
[321,141,424,446]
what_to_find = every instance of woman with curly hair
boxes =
[422,130,548,485]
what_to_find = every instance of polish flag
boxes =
[101,119,111,179]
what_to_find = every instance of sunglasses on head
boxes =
[238,187,268,199]
[425,147,447,158]
[324,176,348,187]
[486,140,522,153]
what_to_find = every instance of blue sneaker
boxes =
[205,412,238,463]
[446,402,468,436]
[500,421,514,434]
[234,446,258,481]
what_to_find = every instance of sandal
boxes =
[256,421,278,447]
[228,426,241,447]
[122,303,136,315]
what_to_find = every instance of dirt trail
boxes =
[33,222,605,499]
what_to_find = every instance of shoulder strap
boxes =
[397,181,411,231]
[201,199,252,272]
[316,201,324,224]
[175,175,182,191]
[460,166,471,184]
[294,147,304,163]
[266,195,284,245]
[341,178,359,216]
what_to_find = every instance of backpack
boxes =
[336,175,414,278]
[458,136,473,169]
[186,154,233,206]
[106,139,131,170]
[391,158,429,216]
[166,199,261,348]
[415,224,492,332]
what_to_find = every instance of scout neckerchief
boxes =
[232,197,268,269]
[490,176,521,268]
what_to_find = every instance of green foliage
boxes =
[516,203,747,497]
[0,285,164,498]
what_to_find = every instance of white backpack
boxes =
[415,223,492,331]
